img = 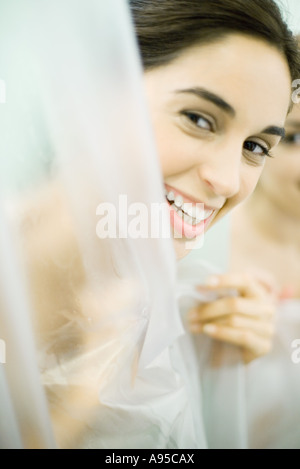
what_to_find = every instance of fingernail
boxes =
[203,324,217,334]
[205,275,220,287]
[279,285,295,300]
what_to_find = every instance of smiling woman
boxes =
[131,0,299,258]
[143,34,291,258]
[1,0,300,451]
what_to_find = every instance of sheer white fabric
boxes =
[177,257,248,450]
[0,0,201,449]
[246,299,300,449]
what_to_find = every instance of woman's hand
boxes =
[187,271,279,364]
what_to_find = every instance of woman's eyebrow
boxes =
[174,87,236,117]
[262,126,285,138]
[175,87,286,138]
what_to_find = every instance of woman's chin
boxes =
[172,235,204,260]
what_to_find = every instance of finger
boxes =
[188,296,275,323]
[200,323,273,357]
[243,349,258,364]
[189,315,275,338]
[198,272,275,299]
[212,314,275,338]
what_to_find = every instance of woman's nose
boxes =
[197,146,241,198]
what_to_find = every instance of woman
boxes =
[117,0,300,449]
[132,0,299,364]
[7,0,300,449]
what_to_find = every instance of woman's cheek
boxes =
[235,168,263,206]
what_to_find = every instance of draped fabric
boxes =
[0,0,185,449]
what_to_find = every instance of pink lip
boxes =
[164,184,216,239]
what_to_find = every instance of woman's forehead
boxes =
[146,34,291,129]
[172,35,289,91]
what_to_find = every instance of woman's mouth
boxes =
[164,184,216,239]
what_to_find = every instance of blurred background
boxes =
[279,0,300,34]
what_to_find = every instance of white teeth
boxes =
[174,195,183,208]
[166,191,175,202]
[183,214,193,224]
[204,209,213,219]
[192,206,204,219]
[165,188,214,225]
[182,203,204,220]
[175,206,184,219]
[172,203,213,225]
[181,203,194,217]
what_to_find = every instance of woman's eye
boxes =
[182,112,213,131]
[244,140,270,157]
[281,133,300,145]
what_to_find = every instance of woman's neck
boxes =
[245,186,300,248]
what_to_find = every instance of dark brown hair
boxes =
[129,0,300,81]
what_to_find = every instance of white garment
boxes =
[246,299,300,449]
[177,257,248,450]
[0,0,207,449]
[42,258,212,449]
[0,0,183,448]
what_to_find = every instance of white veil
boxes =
[0,0,188,449]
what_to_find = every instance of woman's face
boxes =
[144,34,291,258]
[258,103,300,219]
